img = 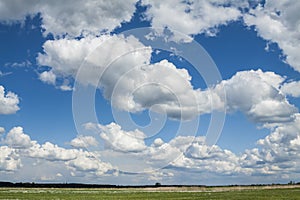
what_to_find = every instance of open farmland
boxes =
[1,185,300,200]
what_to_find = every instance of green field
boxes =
[1,187,300,199]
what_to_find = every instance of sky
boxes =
[1,0,300,185]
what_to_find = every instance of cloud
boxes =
[243,0,300,72]
[27,142,78,161]
[0,146,21,172]
[0,0,37,23]
[38,33,297,123]
[0,71,12,77]
[281,81,300,98]
[66,150,114,175]
[0,85,20,115]
[4,127,32,149]
[70,135,98,148]
[0,127,5,134]
[0,126,116,176]
[86,122,147,153]
[0,0,138,38]
[142,0,244,39]
[240,114,300,175]
[154,136,247,175]
[4,60,32,68]
[38,34,221,120]
[39,70,56,85]
[214,69,297,123]
[1,120,300,182]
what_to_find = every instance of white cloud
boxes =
[38,33,297,123]
[0,85,20,115]
[70,135,98,148]
[0,0,37,22]
[59,84,73,91]
[0,71,12,77]
[243,0,300,72]
[240,114,300,175]
[1,121,300,182]
[0,127,5,134]
[0,146,21,172]
[86,122,147,153]
[28,142,78,161]
[0,126,116,177]
[281,81,300,98]
[38,34,221,120]
[142,0,243,38]
[0,0,138,37]
[37,34,151,86]
[66,150,114,175]
[153,138,164,147]
[162,136,245,175]
[214,69,297,123]
[39,70,56,85]
[4,126,32,149]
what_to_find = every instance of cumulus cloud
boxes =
[37,34,222,120]
[0,126,117,176]
[4,127,33,149]
[0,0,138,37]
[281,81,300,98]
[0,85,20,115]
[38,33,297,123]
[154,136,246,175]
[39,70,56,85]
[243,0,300,72]
[214,69,297,123]
[142,0,244,39]
[70,135,98,148]
[2,121,300,181]
[0,127,5,134]
[37,34,151,86]
[85,122,147,153]
[67,150,114,175]
[27,142,78,161]
[0,146,21,172]
[240,114,300,175]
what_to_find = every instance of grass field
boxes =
[1,186,300,199]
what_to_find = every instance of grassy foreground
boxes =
[1,186,300,199]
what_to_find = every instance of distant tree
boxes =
[288,181,295,185]
[155,182,161,187]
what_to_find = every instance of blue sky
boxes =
[1,0,300,185]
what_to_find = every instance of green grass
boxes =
[0,187,300,199]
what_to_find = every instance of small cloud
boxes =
[0,127,5,134]
[5,60,31,68]
[39,71,56,85]
[0,71,12,77]
[59,85,73,91]
[0,85,20,115]
[70,135,98,148]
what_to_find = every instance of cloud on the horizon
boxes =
[0,126,116,176]
[0,116,300,183]
[1,0,300,184]
[241,114,300,176]
[0,85,20,115]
